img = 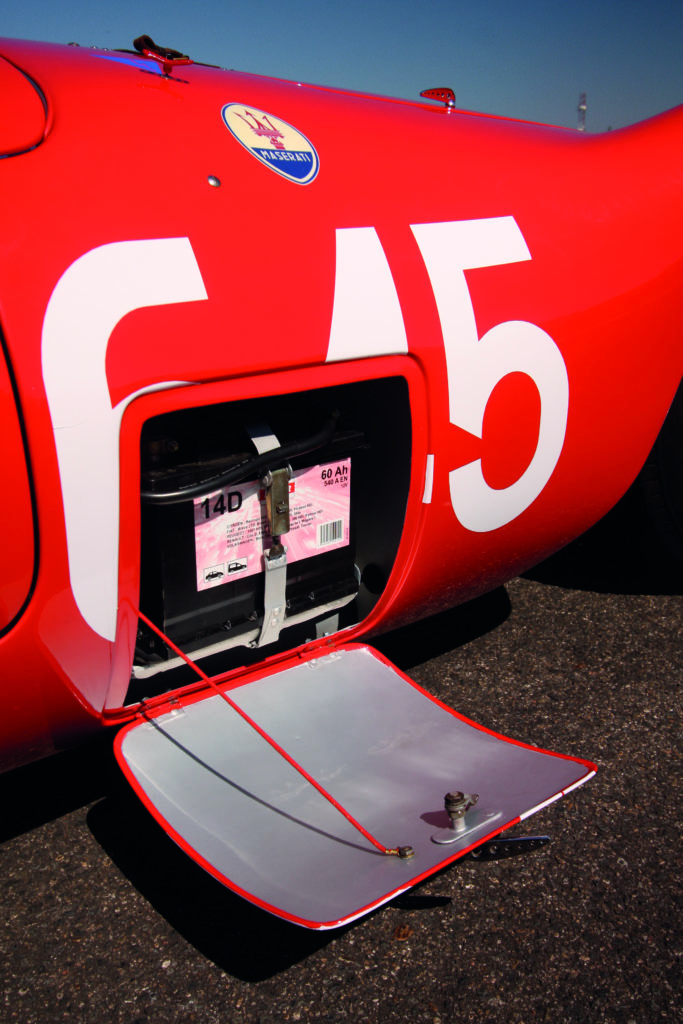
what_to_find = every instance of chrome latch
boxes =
[262,466,291,537]
[431,790,479,844]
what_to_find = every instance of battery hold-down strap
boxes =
[129,601,414,859]
[246,423,290,648]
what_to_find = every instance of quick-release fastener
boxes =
[431,791,479,845]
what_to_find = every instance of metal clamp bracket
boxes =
[258,545,288,647]
[257,464,292,648]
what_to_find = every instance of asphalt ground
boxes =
[1,487,681,1024]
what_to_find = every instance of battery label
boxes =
[194,459,351,591]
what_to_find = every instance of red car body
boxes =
[0,38,680,927]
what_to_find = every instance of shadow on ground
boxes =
[0,585,512,981]
[2,481,678,982]
[85,585,512,980]
[86,784,344,980]
[523,482,681,596]
[0,734,116,843]
[86,777,458,981]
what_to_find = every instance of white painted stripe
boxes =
[422,453,434,504]
[316,885,413,930]
[564,770,596,796]
[326,227,408,363]
[519,792,562,821]
[42,238,208,642]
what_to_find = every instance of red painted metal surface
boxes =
[0,54,47,155]
[0,344,34,633]
[0,37,680,769]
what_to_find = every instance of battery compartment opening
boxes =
[127,377,411,702]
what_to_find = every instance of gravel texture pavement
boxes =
[1,491,681,1023]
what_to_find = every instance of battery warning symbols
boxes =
[228,559,248,574]
[194,459,351,592]
[203,565,226,583]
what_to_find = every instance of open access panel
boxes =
[115,644,596,929]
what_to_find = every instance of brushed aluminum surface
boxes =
[118,646,593,927]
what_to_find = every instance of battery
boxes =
[136,409,364,665]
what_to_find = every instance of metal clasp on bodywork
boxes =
[420,87,456,109]
[133,34,193,76]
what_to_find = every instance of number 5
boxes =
[412,217,569,532]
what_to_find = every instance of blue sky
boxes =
[3,1,682,131]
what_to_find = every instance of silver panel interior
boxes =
[118,647,592,927]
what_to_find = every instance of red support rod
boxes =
[130,603,406,858]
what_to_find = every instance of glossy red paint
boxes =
[0,342,34,634]
[0,54,47,155]
[0,36,680,774]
